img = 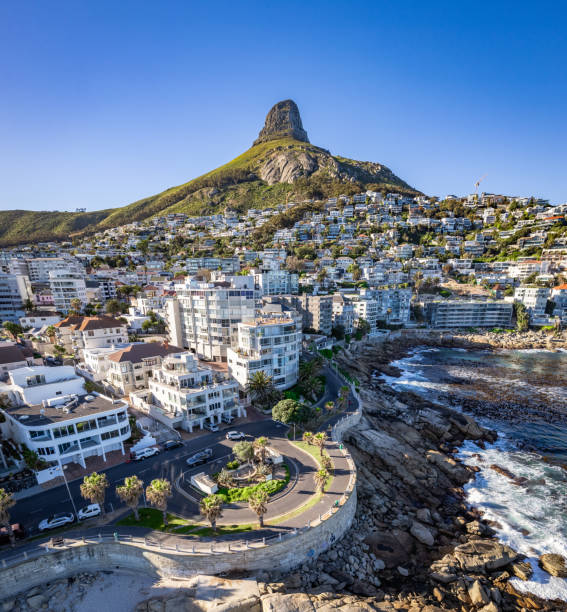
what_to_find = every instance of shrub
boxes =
[226,459,240,470]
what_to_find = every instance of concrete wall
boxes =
[0,491,356,599]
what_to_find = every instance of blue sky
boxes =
[1,1,566,212]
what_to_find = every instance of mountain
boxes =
[0,100,419,247]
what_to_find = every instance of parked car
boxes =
[203,422,219,432]
[221,414,234,424]
[130,446,160,461]
[0,523,26,545]
[225,431,245,441]
[186,448,213,466]
[77,503,101,521]
[38,513,74,532]
[160,439,183,451]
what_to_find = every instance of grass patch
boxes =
[190,524,254,537]
[117,507,193,532]
[217,465,290,503]
[292,441,333,488]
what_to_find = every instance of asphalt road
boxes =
[13,419,284,534]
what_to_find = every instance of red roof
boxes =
[553,283,567,291]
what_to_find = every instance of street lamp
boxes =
[61,465,78,517]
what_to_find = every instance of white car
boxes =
[131,446,160,461]
[225,431,245,441]
[203,422,219,432]
[77,503,101,520]
[38,512,75,531]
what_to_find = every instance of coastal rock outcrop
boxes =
[539,553,567,577]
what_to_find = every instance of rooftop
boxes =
[1,394,127,427]
[107,342,182,364]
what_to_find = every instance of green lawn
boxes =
[292,441,333,488]
[117,507,194,532]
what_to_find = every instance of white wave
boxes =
[460,440,567,602]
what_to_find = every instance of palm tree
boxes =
[0,489,16,546]
[45,325,56,344]
[313,432,327,457]
[200,494,223,533]
[302,376,324,401]
[314,469,329,493]
[116,475,144,521]
[248,489,269,527]
[253,436,268,463]
[325,401,334,412]
[302,431,313,445]
[298,357,323,383]
[216,468,234,489]
[80,472,109,517]
[146,478,172,525]
[245,371,278,409]
[69,298,83,314]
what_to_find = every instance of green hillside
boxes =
[0,138,418,247]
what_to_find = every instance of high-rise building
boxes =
[227,312,300,390]
[49,270,87,313]
[166,274,257,362]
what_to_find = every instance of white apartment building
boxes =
[26,258,82,283]
[54,315,128,355]
[254,270,299,296]
[0,366,130,472]
[514,287,550,316]
[332,294,354,334]
[166,275,256,362]
[0,273,27,323]
[131,352,241,432]
[49,270,87,313]
[227,313,300,391]
[105,341,182,395]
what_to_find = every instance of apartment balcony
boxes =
[59,443,81,456]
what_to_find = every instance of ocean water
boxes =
[379,347,567,602]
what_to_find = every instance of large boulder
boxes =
[539,553,567,577]
[364,529,415,569]
[453,540,519,572]
[410,520,435,546]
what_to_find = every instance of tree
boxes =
[146,478,172,525]
[80,472,109,517]
[301,376,324,401]
[314,468,329,493]
[216,468,234,488]
[69,298,83,314]
[116,475,144,521]
[105,299,122,315]
[233,441,254,465]
[313,432,327,457]
[246,371,280,410]
[298,357,323,384]
[45,325,57,343]
[325,401,334,412]
[253,436,269,463]
[248,489,269,528]
[0,489,16,546]
[302,431,313,445]
[24,298,34,312]
[199,494,223,533]
[514,302,530,332]
[3,322,23,341]
[331,324,345,340]
[272,398,300,424]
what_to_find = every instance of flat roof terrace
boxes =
[2,394,127,427]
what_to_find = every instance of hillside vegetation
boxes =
[0,138,418,246]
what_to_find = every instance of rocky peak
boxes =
[253,99,309,146]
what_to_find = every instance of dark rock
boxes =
[254,99,309,146]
